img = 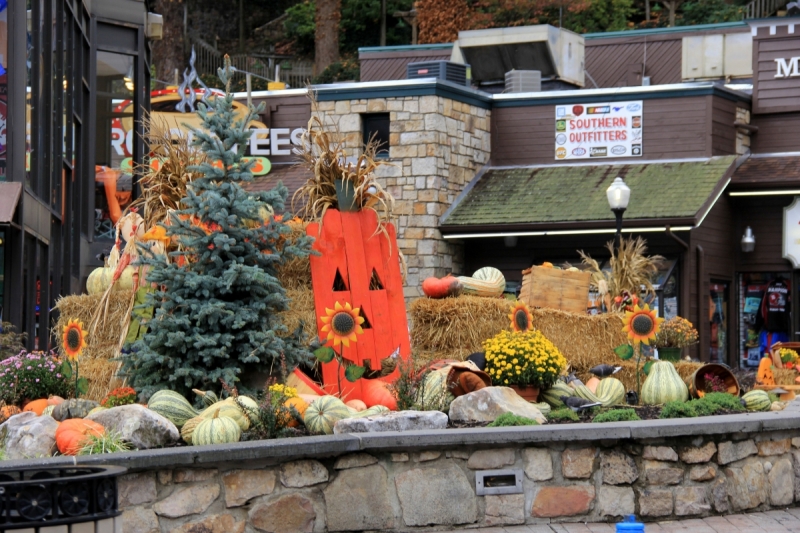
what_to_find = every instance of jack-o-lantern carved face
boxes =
[307,208,411,399]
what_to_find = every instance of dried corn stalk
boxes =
[579,236,663,303]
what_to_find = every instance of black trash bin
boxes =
[0,465,126,532]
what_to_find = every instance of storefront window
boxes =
[710,281,729,364]
[739,273,792,368]
[95,52,134,239]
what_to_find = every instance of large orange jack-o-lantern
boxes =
[307,208,411,401]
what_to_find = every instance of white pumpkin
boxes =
[86,265,136,295]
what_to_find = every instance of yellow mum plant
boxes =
[483,330,567,388]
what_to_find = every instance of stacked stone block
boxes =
[119,432,800,532]
[314,95,491,298]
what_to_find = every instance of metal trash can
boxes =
[0,465,126,532]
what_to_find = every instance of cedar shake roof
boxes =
[441,156,737,231]
[244,163,311,196]
[730,153,800,189]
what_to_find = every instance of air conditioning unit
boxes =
[407,61,470,86]
[505,70,541,93]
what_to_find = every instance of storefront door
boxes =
[709,281,729,364]
[738,273,792,368]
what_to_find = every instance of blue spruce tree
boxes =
[123,60,313,397]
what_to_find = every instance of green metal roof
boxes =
[441,156,737,228]
[584,21,748,40]
[359,43,454,53]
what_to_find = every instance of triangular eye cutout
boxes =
[358,307,372,329]
[369,269,384,290]
[332,268,348,291]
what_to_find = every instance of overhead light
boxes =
[124,66,134,92]
[729,190,800,196]
[741,226,755,252]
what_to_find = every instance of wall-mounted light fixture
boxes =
[741,226,755,252]
[504,236,518,248]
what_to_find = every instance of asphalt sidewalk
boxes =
[464,509,800,532]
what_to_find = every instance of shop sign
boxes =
[554,101,643,160]
[775,57,800,78]
[782,196,800,268]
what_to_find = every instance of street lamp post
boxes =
[606,177,631,252]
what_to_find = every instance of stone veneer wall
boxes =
[314,96,491,298]
[114,428,800,533]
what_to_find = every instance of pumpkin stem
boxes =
[192,389,207,398]
[212,408,220,419]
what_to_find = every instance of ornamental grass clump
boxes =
[0,350,73,405]
[547,407,580,422]
[488,412,539,427]
[592,408,641,423]
[483,330,567,389]
[654,316,699,349]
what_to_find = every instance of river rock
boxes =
[522,448,553,481]
[600,451,638,485]
[323,464,395,531]
[87,404,178,450]
[597,486,635,517]
[717,440,757,465]
[674,486,711,516]
[249,494,316,533]
[679,442,717,464]
[724,458,768,511]
[448,387,546,424]
[395,461,477,526]
[333,410,447,433]
[768,457,794,506]
[0,412,59,459]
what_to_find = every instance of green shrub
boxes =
[702,392,745,412]
[769,392,780,403]
[488,412,540,427]
[592,409,641,423]
[659,401,697,419]
[687,398,720,417]
[547,407,580,422]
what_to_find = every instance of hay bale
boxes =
[276,221,312,290]
[774,368,796,386]
[531,308,628,373]
[409,296,510,359]
[280,288,317,340]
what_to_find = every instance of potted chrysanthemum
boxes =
[653,316,698,362]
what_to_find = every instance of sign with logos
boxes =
[783,197,800,268]
[554,101,643,160]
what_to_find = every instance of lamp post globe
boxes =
[606,177,630,251]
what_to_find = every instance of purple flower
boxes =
[35,378,39,383]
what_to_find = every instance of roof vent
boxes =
[505,70,541,93]
[407,61,470,86]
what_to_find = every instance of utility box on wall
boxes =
[682,32,752,80]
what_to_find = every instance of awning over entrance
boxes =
[729,152,800,191]
[440,156,737,237]
[0,182,22,224]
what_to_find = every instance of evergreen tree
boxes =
[122,60,313,397]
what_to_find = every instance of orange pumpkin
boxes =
[56,419,105,455]
[757,357,775,387]
[23,399,50,416]
[48,396,65,406]
[361,379,397,410]
[346,399,367,412]
[0,405,21,423]
[422,275,462,299]
[284,397,309,428]
[585,377,600,394]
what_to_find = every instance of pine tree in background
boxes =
[122,59,313,398]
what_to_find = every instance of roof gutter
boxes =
[442,225,693,240]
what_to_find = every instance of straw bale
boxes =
[774,368,797,386]
[54,291,135,352]
[276,221,312,290]
[80,358,125,402]
[409,296,510,358]
[279,288,318,340]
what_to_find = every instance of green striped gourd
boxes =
[533,402,551,415]
[147,390,199,428]
[595,378,625,406]
[350,405,390,418]
[641,361,689,405]
[541,381,575,408]
[192,389,219,408]
[742,390,771,411]
[457,267,506,297]
[573,384,603,403]
[191,409,241,446]
[304,396,351,435]
[41,405,56,417]
[199,402,250,431]
[180,415,205,444]
[229,395,259,420]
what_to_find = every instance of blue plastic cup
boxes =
[616,515,645,532]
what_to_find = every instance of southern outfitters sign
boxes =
[555,101,643,160]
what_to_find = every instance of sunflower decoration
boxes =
[320,301,365,348]
[509,301,534,333]
[622,303,664,345]
[62,319,88,361]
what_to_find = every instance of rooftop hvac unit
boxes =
[407,61,470,86]
[505,70,541,93]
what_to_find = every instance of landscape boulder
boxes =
[448,387,546,424]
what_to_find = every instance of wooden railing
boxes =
[744,0,789,19]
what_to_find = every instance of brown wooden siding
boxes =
[710,96,739,156]
[731,196,794,273]
[686,196,736,362]
[585,39,682,88]
[360,49,453,82]
[491,95,713,166]
[752,25,800,114]
[750,112,800,153]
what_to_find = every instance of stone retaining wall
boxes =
[6,408,800,533]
